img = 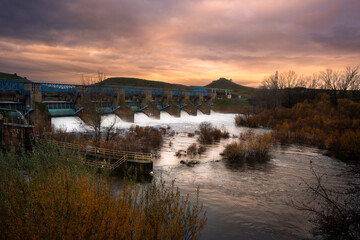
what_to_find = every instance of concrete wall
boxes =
[163,102,181,117]
[182,100,197,116]
[142,100,160,119]
[114,106,134,123]
[198,103,211,115]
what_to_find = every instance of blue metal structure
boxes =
[125,88,142,95]
[86,85,115,95]
[44,101,84,117]
[171,90,182,96]
[41,83,77,94]
[1,80,214,119]
[172,102,187,108]
[91,101,120,114]
[0,80,25,93]
[127,102,148,112]
[0,101,33,118]
[151,89,164,95]
[193,87,206,92]
[155,102,170,110]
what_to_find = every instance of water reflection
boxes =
[223,159,275,173]
[51,111,354,240]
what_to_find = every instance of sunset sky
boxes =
[0,0,359,87]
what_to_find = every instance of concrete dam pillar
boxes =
[25,83,51,132]
[114,106,134,123]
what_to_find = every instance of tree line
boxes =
[253,66,360,109]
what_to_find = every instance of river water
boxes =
[52,111,355,239]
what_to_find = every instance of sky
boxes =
[0,0,359,87]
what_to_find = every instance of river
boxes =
[52,111,355,239]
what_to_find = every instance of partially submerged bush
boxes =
[198,122,229,144]
[175,144,207,159]
[187,143,198,156]
[222,133,274,162]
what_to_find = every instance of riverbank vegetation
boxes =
[222,133,274,162]
[0,142,207,239]
[236,94,360,161]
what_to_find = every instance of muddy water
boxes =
[52,111,354,239]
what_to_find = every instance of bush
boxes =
[198,122,229,144]
[222,133,274,162]
[187,143,198,156]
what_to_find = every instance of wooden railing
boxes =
[53,140,153,162]
[83,156,125,171]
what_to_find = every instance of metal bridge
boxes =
[0,79,216,120]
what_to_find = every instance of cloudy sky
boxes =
[0,0,359,86]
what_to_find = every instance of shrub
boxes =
[187,143,198,156]
[198,122,230,144]
[222,133,274,162]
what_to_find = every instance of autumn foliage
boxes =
[236,94,360,161]
[198,122,230,144]
[222,133,274,162]
[0,142,207,239]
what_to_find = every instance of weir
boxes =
[0,79,217,125]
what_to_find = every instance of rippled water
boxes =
[52,111,354,239]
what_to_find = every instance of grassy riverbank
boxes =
[0,141,207,239]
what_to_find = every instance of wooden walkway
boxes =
[53,140,153,171]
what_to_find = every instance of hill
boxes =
[0,72,31,82]
[205,78,252,90]
[101,77,192,90]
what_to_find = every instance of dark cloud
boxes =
[0,0,187,46]
[0,0,359,86]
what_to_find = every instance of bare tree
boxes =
[294,165,360,240]
[304,73,321,89]
[261,71,283,113]
[78,72,118,144]
[278,70,300,89]
[320,69,342,104]
[338,66,359,98]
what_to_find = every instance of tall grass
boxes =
[0,142,207,239]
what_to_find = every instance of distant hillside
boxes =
[205,78,252,90]
[0,72,31,82]
[101,77,192,90]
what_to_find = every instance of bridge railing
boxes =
[41,83,77,93]
[0,80,25,93]
[53,140,153,162]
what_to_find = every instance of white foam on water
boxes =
[197,110,205,116]
[101,114,133,129]
[51,110,244,135]
[51,116,85,132]
[134,112,152,123]
[180,110,190,118]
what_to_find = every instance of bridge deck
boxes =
[53,140,153,171]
